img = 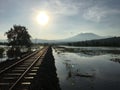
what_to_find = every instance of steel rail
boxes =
[0,50,39,75]
[9,46,49,90]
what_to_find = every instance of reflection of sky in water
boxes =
[53,47,120,90]
[56,46,120,57]
[61,46,120,50]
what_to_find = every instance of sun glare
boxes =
[36,11,49,26]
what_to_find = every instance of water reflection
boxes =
[64,60,94,80]
[53,46,120,90]
[54,46,120,57]
[63,60,73,79]
[110,58,120,64]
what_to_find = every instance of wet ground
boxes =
[53,46,120,90]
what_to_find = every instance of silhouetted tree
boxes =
[5,25,32,58]
[0,48,5,60]
[0,48,5,55]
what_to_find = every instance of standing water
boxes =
[0,45,8,62]
[53,46,120,90]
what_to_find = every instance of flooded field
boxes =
[0,45,8,62]
[53,46,120,90]
[0,45,43,63]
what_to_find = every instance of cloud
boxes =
[49,0,80,15]
[83,6,107,22]
[31,0,86,16]
[0,9,4,13]
[83,6,120,22]
[1,0,120,39]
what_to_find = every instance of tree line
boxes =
[64,37,120,47]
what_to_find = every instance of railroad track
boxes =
[0,46,49,90]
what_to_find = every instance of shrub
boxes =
[0,48,5,55]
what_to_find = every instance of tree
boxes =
[0,48,5,55]
[5,25,32,58]
[0,48,5,60]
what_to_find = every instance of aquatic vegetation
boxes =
[110,58,120,64]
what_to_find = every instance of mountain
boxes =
[60,33,110,42]
[32,33,111,43]
[32,39,56,43]
[65,37,120,47]
[0,39,7,42]
[0,33,111,44]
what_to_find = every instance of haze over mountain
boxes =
[0,39,7,43]
[0,33,111,43]
[32,33,111,43]
[61,33,109,42]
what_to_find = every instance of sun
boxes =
[36,11,49,26]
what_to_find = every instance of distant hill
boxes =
[0,39,7,43]
[0,33,111,44]
[32,39,56,43]
[32,33,110,43]
[60,33,109,42]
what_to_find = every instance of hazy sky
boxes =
[0,0,120,40]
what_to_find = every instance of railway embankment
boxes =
[29,46,61,90]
